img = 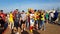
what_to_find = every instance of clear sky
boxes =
[0,0,60,12]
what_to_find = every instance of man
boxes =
[0,10,7,32]
[13,9,21,34]
[0,10,6,22]
[34,10,39,30]
[21,10,27,32]
[38,10,41,29]
[40,11,45,31]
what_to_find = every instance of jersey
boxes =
[34,12,39,20]
[41,13,45,21]
[21,13,26,21]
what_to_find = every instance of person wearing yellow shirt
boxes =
[9,12,14,29]
[40,11,45,31]
[34,11,39,30]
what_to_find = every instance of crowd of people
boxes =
[0,8,59,34]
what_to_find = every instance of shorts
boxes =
[21,20,26,24]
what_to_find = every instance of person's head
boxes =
[22,10,25,13]
[34,9,37,12]
[0,10,3,14]
[15,9,19,14]
[16,9,18,11]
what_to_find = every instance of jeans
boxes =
[51,17,54,23]
[4,23,8,30]
[38,20,41,29]
[14,21,19,29]
[40,20,45,30]
[27,22,29,29]
[35,20,38,24]
[26,20,29,29]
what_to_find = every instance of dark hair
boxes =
[22,10,25,12]
[28,11,31,13]
[0,10,3,12]
[34,9,37,12]
[16,9,18,11]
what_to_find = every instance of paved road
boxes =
[2,23,60,34]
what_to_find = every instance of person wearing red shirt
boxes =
[0,10,6,22]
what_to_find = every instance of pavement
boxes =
[2,23,60,34]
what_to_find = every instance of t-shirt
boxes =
[34,12,39,20]
[15,13,21,22]
[9,13,14,23]
[21,13,26,21]
[38,13,41,20]
[45,13,49,19]
[0,13,6,21]
[41,14,45,20]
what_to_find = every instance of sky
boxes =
[0,0,60,12]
